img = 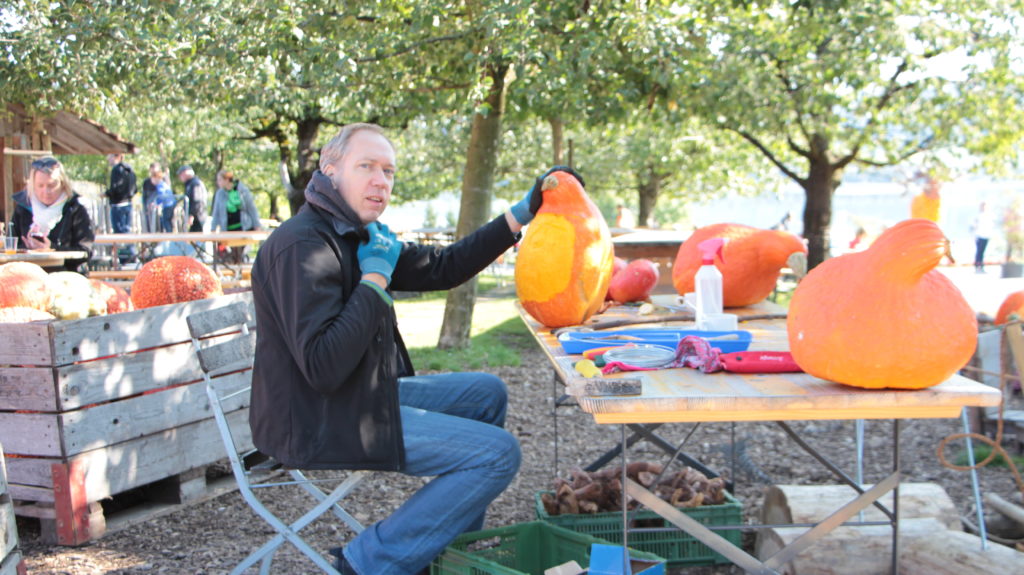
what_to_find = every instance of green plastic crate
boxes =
[431,520,666,575]
[534,490,743,568]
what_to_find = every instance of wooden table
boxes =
[0,250,89,268]
[520,302,1001,574]
[93,231,271,272]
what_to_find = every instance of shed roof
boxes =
[1,103,137,155]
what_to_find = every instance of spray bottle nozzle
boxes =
[698,238,727,265]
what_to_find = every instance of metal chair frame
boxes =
[187,302,367,575]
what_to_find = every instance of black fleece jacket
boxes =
[249,174,519,470]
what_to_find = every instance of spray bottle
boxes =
[695,238,726,330]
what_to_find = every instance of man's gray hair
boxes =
[319,123,393,171]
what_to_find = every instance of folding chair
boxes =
[187,302,368,574]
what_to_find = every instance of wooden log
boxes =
[901,529,1024,575]
[760,483,960,531]
[984,492,1024,528]
[755,517,946,575]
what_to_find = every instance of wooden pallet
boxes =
[0,448,26,575]
[0,292,255,545]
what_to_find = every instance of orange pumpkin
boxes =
[0,306,55,323]
[672,223,806,307]
[0,262,51,311]
[995,290,1024,325]
[89,279,135,315]
[515,172,614,328]
[130,256,223,309]
[608,259,659,303]
[788,219,976,389]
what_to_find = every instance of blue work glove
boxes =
[510,165,586,226]
[357,222,402,285]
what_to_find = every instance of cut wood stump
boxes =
[0,292,255,545]
[901,529,1024,575]
[760,483,960,531]
[755,517,946,575]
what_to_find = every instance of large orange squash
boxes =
[0,262,51,311]
[515,172,614,328]
[995,290,1024,325]
[788,219,976,389]
[130,256,223,309]
[672,223,806,307]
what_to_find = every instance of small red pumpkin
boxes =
[0,262,51,311]
[995,290,1024,325]
[608,259,660,303]
[605,257,628,300]
[89,279,135,315]
[130,256,223,309]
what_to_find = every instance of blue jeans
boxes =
[110,203,135,262]
[344,372,521,574]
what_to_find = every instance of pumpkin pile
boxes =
[0,261,137,322]
[0,262,50,311]
[607,258,659,303]
[541,463,727,516]
[788,219,976,389]
[995,290,1024,325]
[131,256,223,309]
[515,171,614,328]
[672,223,806,307]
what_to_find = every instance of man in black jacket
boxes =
[250,123,577,574]
[105,153,136,262]
[176,165,208,232]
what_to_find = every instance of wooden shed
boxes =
[1,103,136,223]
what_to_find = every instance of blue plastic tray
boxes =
[558,329,752,355]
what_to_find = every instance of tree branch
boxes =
[355,31,475,63]
[730,128,805,185]
[854,135,934,167]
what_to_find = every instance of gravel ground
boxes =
[19,342,1024,574]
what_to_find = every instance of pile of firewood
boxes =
[541,462,727,516]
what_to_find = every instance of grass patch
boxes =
[952,443,1024,469]
[407,315,531,372]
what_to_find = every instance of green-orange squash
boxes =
[788,219,976,389]
[131,256,223,309]
[672,223,806,307]
[515,172,614,328]
[90,279,135,315]
[995,290,1024,325]
[0,262,51,311]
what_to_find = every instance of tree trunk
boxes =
[801,157,840,270]
[437,63,509,350]
[636,169,664,228]
[549,117,564,165]
[287,116,322,216]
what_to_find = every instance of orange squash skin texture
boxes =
[515,172,614,328]
[0,262,51,311]
[995,290,1024,325]
[130,256,223,309]
[788,219,976,389]
[672,223,806,307]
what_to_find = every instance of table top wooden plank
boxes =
[0,250,89,266]
[518,301,1001,424]
[93,231,271,245]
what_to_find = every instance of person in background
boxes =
[11,157,94,274]
[211,169,262,263]
[971,201,996,273]
[176,165,208,232]
[151,167,177,232]
[848,227,869,251]
[105,153,137,263]
[141,162,165,232]
[615,203,637,228]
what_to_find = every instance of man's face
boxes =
[326,131,396,225]
[107,154,120,167]
[33,171,64,206]
[178,172,190,183]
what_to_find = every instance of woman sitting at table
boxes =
[210,170,261,263]
[11,157,95,274]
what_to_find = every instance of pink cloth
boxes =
[602,335,724,375]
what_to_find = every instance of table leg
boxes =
[891,419,900,575]
[620,424,629,573]
[552,370,560,475]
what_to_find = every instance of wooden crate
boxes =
[0,447,26,575]
[0,292,255,545]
